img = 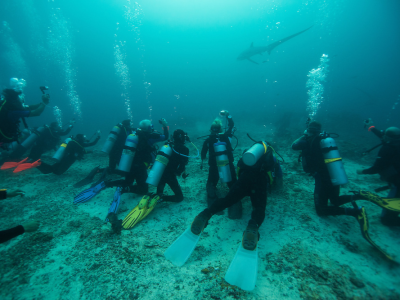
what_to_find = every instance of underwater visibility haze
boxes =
[1,0,400,299]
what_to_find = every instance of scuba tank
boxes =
[213,141,232,183]
[102,124,122,154]
[320,134,348,186]
[242,141,268,166]
[53,138,72,161]
[118,133,138,172]
[146,144,173,186]
[21,127,45,149]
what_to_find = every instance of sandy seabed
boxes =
[1,123,399,300]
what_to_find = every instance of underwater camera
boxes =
[40,86,49,94]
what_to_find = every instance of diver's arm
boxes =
[291,136,307,150]
[84,136,100,147]
[362,146,393,174]
[163,126,169,141]
[225,115,234,135]
[28,94,50,117]
[59,125,73,136]
[201,139,209,160]
[368,126,384,139]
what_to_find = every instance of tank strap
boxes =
[216,159,229,167]
[324,157,342,164]
[156,154,169,166]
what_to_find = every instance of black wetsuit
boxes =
[157,142,189,202]
[207,151,274,228]
[107,127,169,195]
[201,116,241,218]
[37,137,100,175]
[28,126,73,160]
[292,135,354,216]
[0,225,25,244]
[363,127,400,225]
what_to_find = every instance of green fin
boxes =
[140,194,160,221]
[359,190,400,212]
[122,195,150,229]
[356,207,395,261]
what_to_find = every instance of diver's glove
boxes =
[159,118,168,127]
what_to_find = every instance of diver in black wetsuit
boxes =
[35,133,100,175]
[201,110,241,219]
[356,123,400,226]
[157,129,190,203]
[191,144,277,250]
[291,121,361,217]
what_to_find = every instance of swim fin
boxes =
[225,244,258,291]
[357,190,400,212]
[140,194,160,221]
[355,206,394,261]
[225,221,259,291]
[105,187,122,222]
[73,181,106,204]
[1,157,28,170]
[13,159,41,173]
[121,194,150,229]
[164,228,202,267]
[73,166,100,188]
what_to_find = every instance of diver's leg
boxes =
[227,162,242,219]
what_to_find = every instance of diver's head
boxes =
[75,134,87,144]
[306,121,322,136]
[383,127,400,143]
[1,88,23,110]
[210,119,223,134]
[173,129,186,144]
[121,119,131,129]
[139,119,153,132]
[50,122,61,132]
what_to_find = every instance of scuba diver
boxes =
[9,121,74,160]
[291,121,395,261]
[201,110,241,219]
[12,133,100,175]
[291,121,360,217]
[165,141,277,291]
[73,118,169,204]
[355,121,400,226]
[156,129,190,203]
[0,88,49,146]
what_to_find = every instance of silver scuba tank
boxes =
[118,133,138,172]
[242,141,267,166]
[21,127,45,149]
[52,138,72,161]
[102,125,122,154]
[146,144,173,186]
[320,136,348,185]
[213,141,232,183]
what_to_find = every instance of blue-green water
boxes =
[1,1,400,299]
[1,0,399,132]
